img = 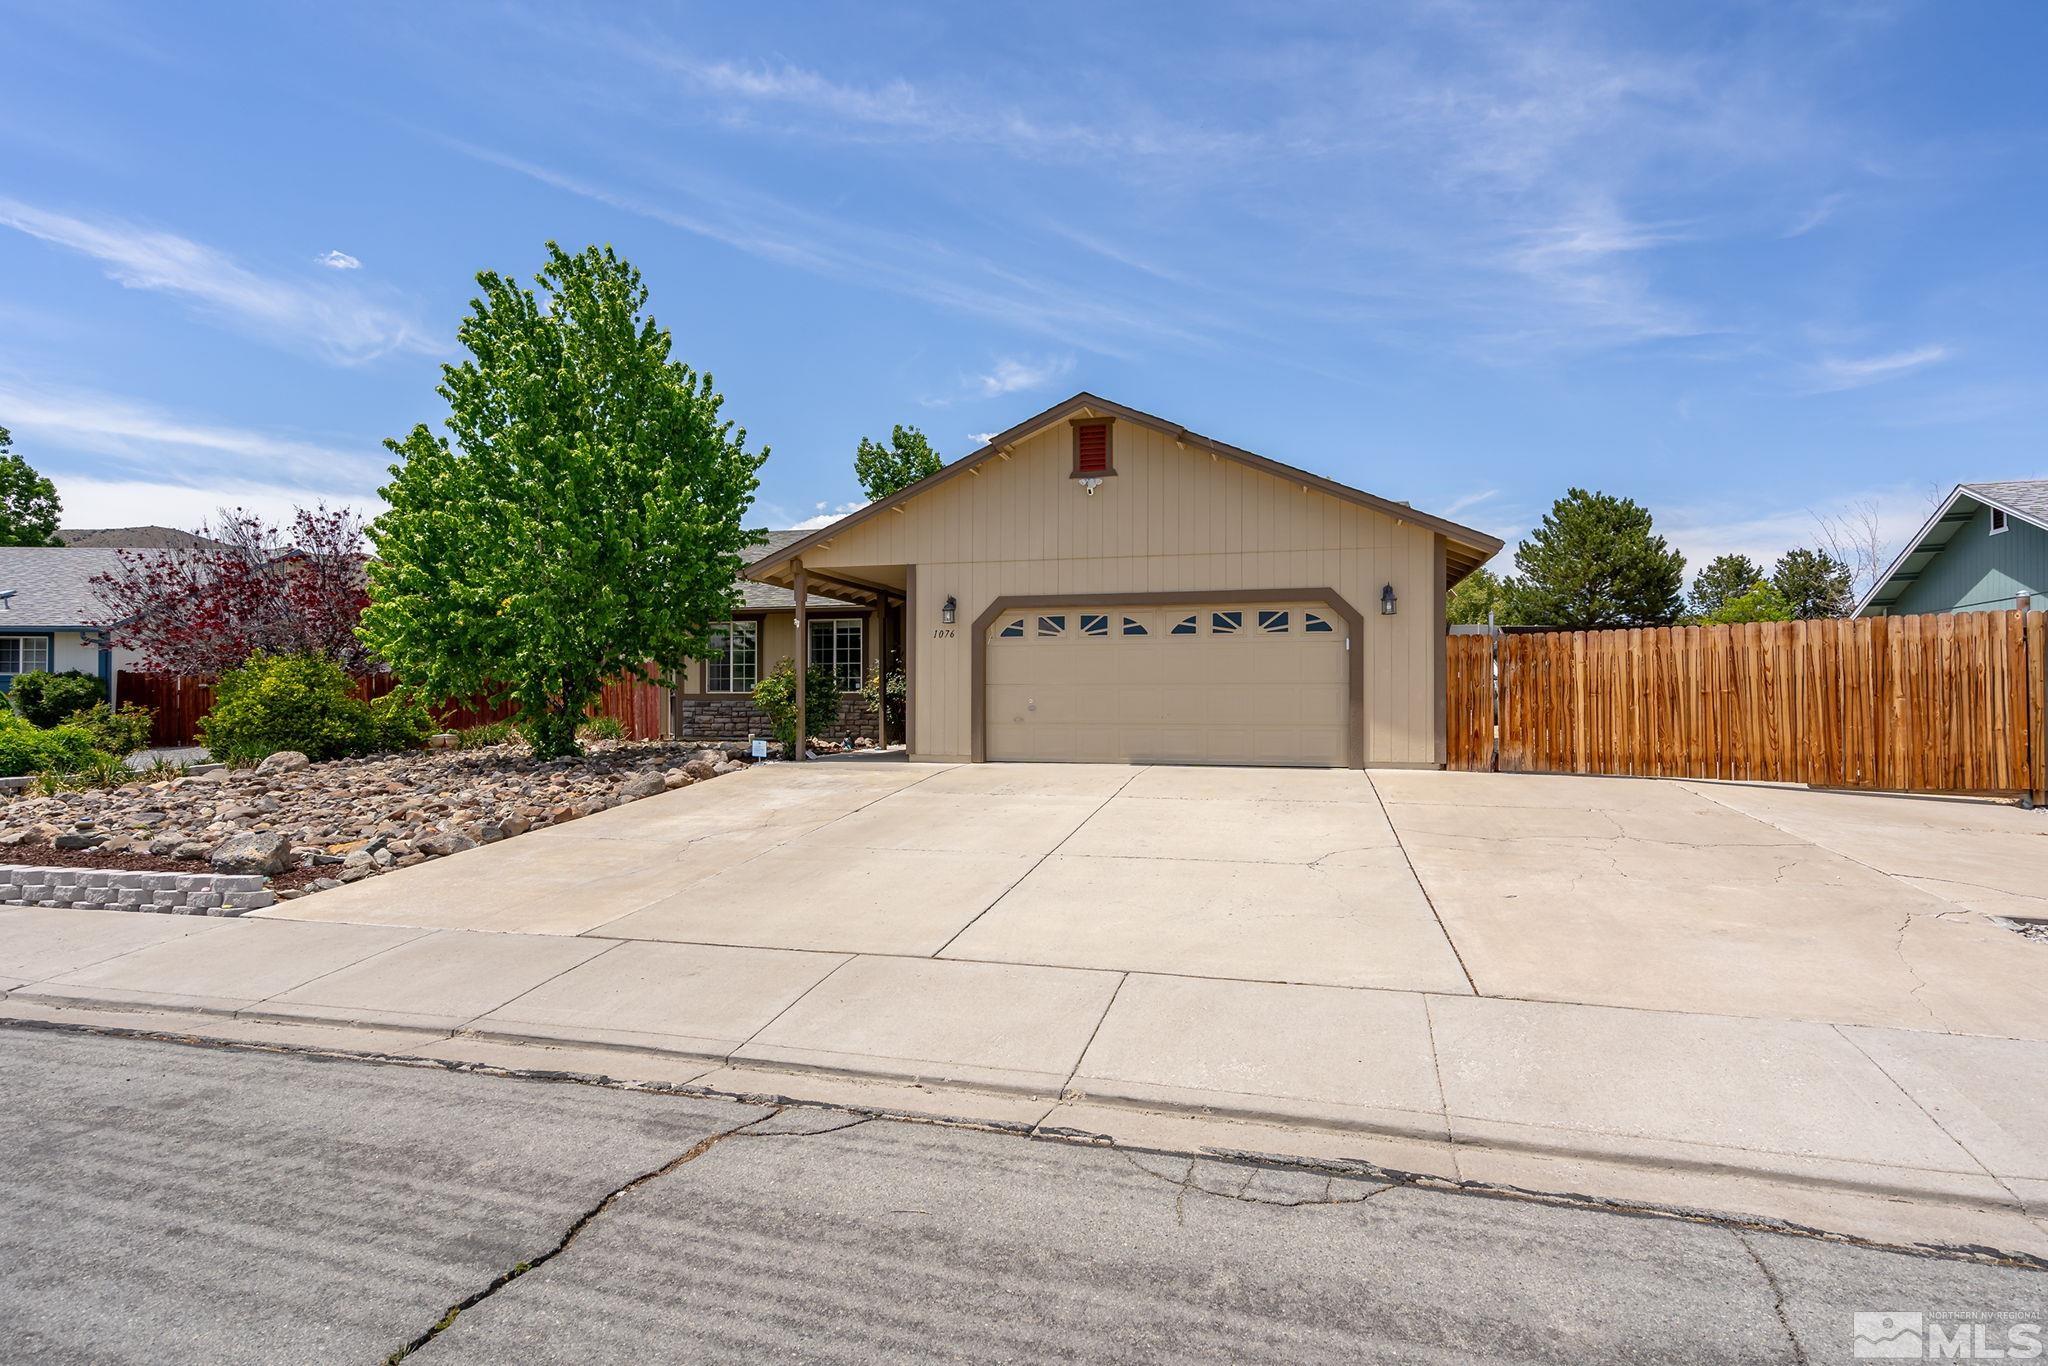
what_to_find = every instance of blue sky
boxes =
[2,1,2043,584]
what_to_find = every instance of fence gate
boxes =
[1445,610,2047,803]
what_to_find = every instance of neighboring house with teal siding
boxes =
[1858,480,2048,617]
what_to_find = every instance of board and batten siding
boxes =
[1892,501,2048,615]
[790,418,1446,766]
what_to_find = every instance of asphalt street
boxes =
[2,1024,2041,1364]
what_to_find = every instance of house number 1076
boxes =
[931,627,955,639]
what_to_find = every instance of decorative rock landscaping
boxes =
[0,739,764,903]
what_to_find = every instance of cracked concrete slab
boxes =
[942,849,1471,992]
[732,954,1123,1095]
[1840,1026,2048,1182]
[248,927,617,1034]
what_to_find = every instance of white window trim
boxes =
[808,616,865,692]
[707,620,759,694]
[0,635,51,678]
[1990,507,2009,536]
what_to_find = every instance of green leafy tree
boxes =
[1501,488,1686,628]
[1701,580,1794,624]
[0,426,63,547]
[1446,568,1509,626]
[362,243,765,758]
[1690,554,1763,619]
[1771,547,1855,620]
[853,424,941,502]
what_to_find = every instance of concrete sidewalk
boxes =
[5,905,2046,1262]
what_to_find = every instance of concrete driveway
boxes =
[270,757,2048,1038]
[13,758,2048,1254]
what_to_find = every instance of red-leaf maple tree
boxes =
[90,506,375,675]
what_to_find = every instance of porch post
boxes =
[873,600,888,748]
[792,560,807,762]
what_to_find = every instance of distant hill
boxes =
[57,526,223,550]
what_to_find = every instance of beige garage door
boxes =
[984,604,1350,766]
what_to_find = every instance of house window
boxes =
[809,618,864,692]
[1079,613,1109,637]
[1990,508,2008,536]
[1037,615,1067,637]
[0,635,51,679]
[1071,420,1113,477]
[706,621,758,693]
[1211,611,1242,634]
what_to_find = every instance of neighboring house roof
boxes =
[58,526,222,550]
[1856,479,2048,615]
[746,392,1506,590]
[0,546,133,628]
[738,531,860,610]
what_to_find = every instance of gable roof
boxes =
[746,392,1505,589]
[737,532,859,610]
[1856,479,2048,615]
[59,526,223,550]
[0,546,133,628]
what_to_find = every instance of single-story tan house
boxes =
[733,393,1500,769]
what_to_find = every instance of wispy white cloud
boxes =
[1803,344,1950,392]
[56,476,382,532]
[0,199,435,363]
[789,499,868,530]
[1782,192,1846,238]
[971,355,1074,398]
[443,139,1202,356]
[0,380,383,488]
[1441,488,1499,518]
[637,51,1255,164]
[1657,484,1940,581]
[317,249,362,270]
[967,431,998,446]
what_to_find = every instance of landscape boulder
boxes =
[209,830,292,875]
[255,751,310,775]
[616,770,666,801]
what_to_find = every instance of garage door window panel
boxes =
[1037,615,1067,637]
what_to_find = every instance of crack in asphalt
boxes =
[381,1108,887,1361]
[1118,1149,1397,1221]
[1738,1231,1812,1366]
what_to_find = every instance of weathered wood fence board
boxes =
[118,671,668,748]
[1447,610,2046,801]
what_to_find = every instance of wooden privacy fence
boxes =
[1446,610,2048,802]
[117,671,667,748]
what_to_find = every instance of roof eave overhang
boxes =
[746,392,1504,590]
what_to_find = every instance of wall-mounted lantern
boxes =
[942,595,957,625]
[1380,584,1398,616]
